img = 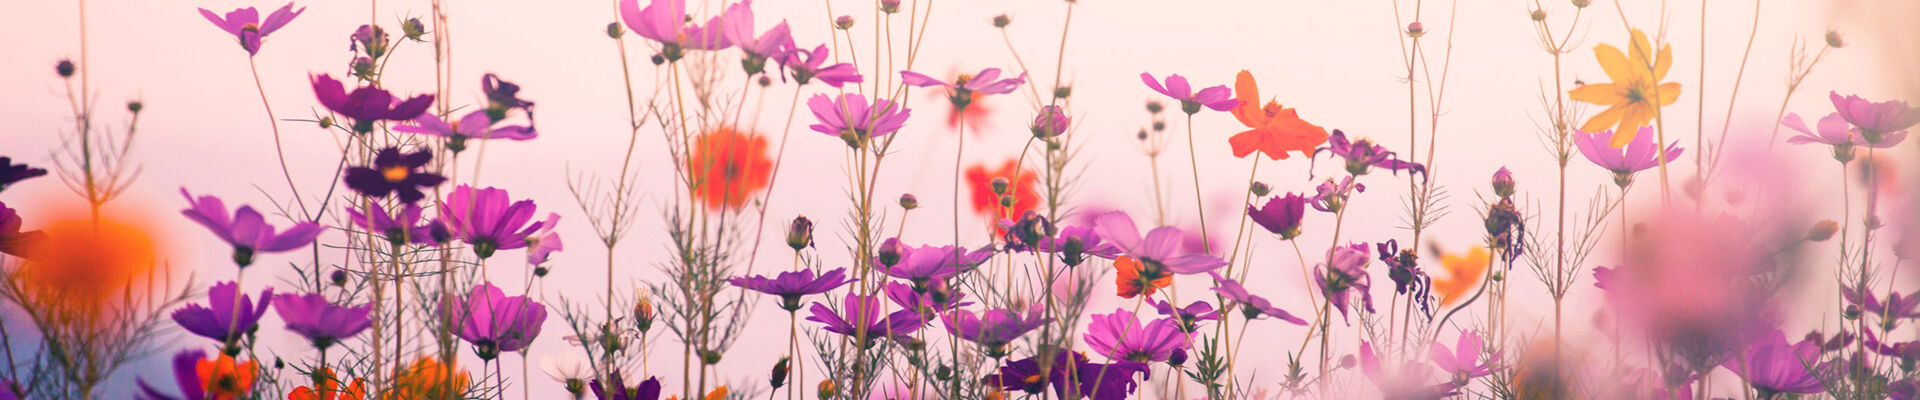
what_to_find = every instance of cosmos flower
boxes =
[591,374,662,400]
[344,147,446,203]
[687,127,773,210]
[1141,72,1238,114]
[1094,211,1228,275]
[902,69,1027,128]
[524,212,562,265]
[1431,246,1488,306]
[1031,105,1070,138]
[451,283,548,360]
[1247,192,1307,239]
[1317,242,1374,323]
[180,188,324,267]
[729,267,856,311]
[388,357,472,400]
[287,369,367,400]
[135,350,257,400]
[0,157,48,193]
[481,73,536,115]
[0,202,45,258]
[1723,329,1832,396]
[617,0,745,55]
[1229,70,1328,160]
[872,238,994,285]
[967,159,1039,222]
[885,281,972,319]
[982,350,1149,400]
[1314,130,1425,177]
[1842,284,1920,330]
[393,110,538,152]
[1377,240,1431,314]
[1310,176,1366,213]
[1829,91,1920,145]
[804,292,923,348]
[721,8,792,73]
[1085,309,1189,363]
[1569,29,1681,148]
[349,202,435,247]
[1113,256,1172,299]
[1574,127,1683,188]
[541,353,595,396]
[1783,112,1894,148]
[943,307,1051,357]
[807,93,910,146]
[1151,298,1221,333]
[170,281,273,344]
[1358,342,1457,400]
[438,185,550,259]
[310,74,435,133]
[1209,272,1308,325]
[198,2,304,55]
[1430,331,1499,385]
[272,292,372,350]
[1031,225,1122,267]
[782,44,862,87]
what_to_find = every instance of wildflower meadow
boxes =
[5,0,1920,399]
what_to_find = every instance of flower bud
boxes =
[319,116,336,129]
[759,75,773,87]
[993,14,1011,28]
[991,177,1011,195]
[1151,121,1166,132]
[787,216,814,251]
[1250,182,1272,197]
[534,266,549,277]
[402,18,428,41]
[880,0,901,13]
[1406,22,1426,37]
[1571,0,1591,8]
[1012,211,1055,249]
[835,15,856,30]
[817,380,838,399]
[55,59,75,78]
[1146,100,1164,114]
[1826,30,1845,48]
[1053,86,1072,98]
[1530,9,1547,21]
[899,193,919,210]
[127,101,144,113]
[351,57,377,80]
[634,295,656,333]
[699,349,723,365]
[1809,220,1839,242]
[1030,105,1069,139]
[999,194,1016,208]
[770,357,791,389]
[607,22,625,39]
[1492,167,1516,198]
[1167,348,1188,367]
[650,54,666,65]
[1339,355,1357,369]
[878,238,905,266]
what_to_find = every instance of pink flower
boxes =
[1430,331,1499,385]
[618,0,746,56]
[1084,309,1189,363]
[1830,91,1920,145]
[1142,72,1238,114]
[198,2,304,55]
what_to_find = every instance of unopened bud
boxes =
[991,177,1011,195]
[787,216,815,251]
[1146,101,1164,114]
[1250,182,1272,197]
[1492,167,1516,197]
[1809,220,1839,241]
[402,18,427,41]
[993,14,1011,28]
[835,15,855,30]
[880,0,901,13]
[818,380,838,399]
[1571,0,1591,8]
[770,357,791,389]
[878,238,905,266]
[899,193,919,210]
[1826,30,1845,48]
[607,22,625,39]
[56,59,75,78]
[634,296,656,333]
[1530,9,1547,21]
[1053,86,1071,98]
[127,101,144,113]
[1407,22,1426,37]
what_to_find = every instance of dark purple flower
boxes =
[804,291,923,348]
[438,185,550,259]
[1430,330,1499,386]
[617,0,744,57]
[1723,329,1831,396]
[1150,298,1220,333]
[902,68,1028,108]
[1830,91,1920,144]
[393,110,538,152]
[171,281,273,345]
[1317,242,1375,324]
[1141,72,1238,114]
[482,73,535,112]
[884,281,971,318]
[349,201,435,247]
[1377,240,1432,317]
[134,350,209,400]
[591,374,662,400]
[198,2,304,55]
[310,74,435,133]
[1309,176,1366,213]
[983,350,1149,400]
[942,307,1049,357]
[729,267,855,311]
[180,188,324,267]
[272,292,372,350]
[451,283,548,360]
[1248,192,1307,239]
[1084,308,1189,363]
[1032,225,1122,267]
[1575,126,1683,187]
[1314,130,1426,178]
[1359,342,1458,400]
[871,239,993,285]
[0,157,48,193]
[808,93,910,146]
[782,44,862,87]
[0,202,45,258]
[1209,272,1308,325]
[1093,211,1227,275]
[344,147,446,203]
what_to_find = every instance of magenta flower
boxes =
[982,350,1148,400]
[942,307,1050,357]
[782,44,861,87]
[180,188,324,268]
[523,213,562,265]
[1314,130,1426,177]
[393,110,538,151]
[1031,105,1070,138]
[1723,329,1831,396]
[804,292,923,348]
[1574,126,1683,187]
[1843,284,1920,330]
[344,147,446,203]
[170,281,273,345]
[884,281,971,318]
[1084,308,1189,363]
[1150,298,1220,333]
[808,93,911,146]
[1309,176,1366,213]
[0,157,48,193]
[1430,331,1498,385]
[1248,192,1307,239]
[729,267,855,311]
[1031,225,1122,267]
[1093,211,1227,275]
[872,238,993,285]
[1830,91,1920,144]
[198,2,304,55]
[452,283,548,360]
[349,202,435,247]
[310,74,435,133]
[135,350,213,400]
[0,202,44,258]
[1359,342,1457,400]
[1141,72,1238,114]
[1317,242,1374,324]
[272,292,372,350]
[722,9,792,73]
[1209,272,1308,325]
[438,185,550,259]
[591,374,662,400]
[902,68,1028,108]
[617,0,745,56]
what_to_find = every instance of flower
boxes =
[344,147,445,203]
[438,185,550,259]
[592,374,662,400]
[135,350,257,400]
[804,292,923,348]
[1209,272,1308,325]
[721,9,792,74]
[1094,211,1228,276]
[1569,29,1682,148]
[1491,167,1516,197]
[1141,72,1238,114]
[1723,329,1832,396]
[310,74,435,133]
[288,369,366,400]
[1310,176,1366,213]
[1314,130,1425,177]
[1085,309,1189,363]
[982,350,1149,400]
[1150,298,1220,333]
[1574,127,1683,187]
[729,267,855,311]
[170,281,273,345]
[198,2,304,55]
[349,202,435,247]
[1031,105,1070,138]
[1032,225,1122,267]
[451,283,548,360]
[901,68,1028,109]
[1358,342,1457,400]
[1430,331,1498,385]
[389,357,472,400]
[1113,256,1171,299]
[1431,246,1488,306]
[1247,192,1307,239]
[1317,243,1374,323]
[180,188,324,267]
[1378,240,1430,308]
[1829,91,1920,144]
[1842,284,1920,330]
[872,238,993,285]
[1783,112,1876,163]
[541,353,594,395]
[1228,70,1329,160]
[524,213,563,265]
[807,93,910,146]
[942,307,1050,357]
[617,0,744,56]
[967,159,1039,222]
[688,127,773,210]
[272,292,372,350]
[393,110,537,151]
[885,281,971,318]
[785,216,814,250]
[782,44,862,87]
[0,157,48,193]
[482,73,535,114]
[0,202,45,258]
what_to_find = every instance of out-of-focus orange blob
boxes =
[13,216,159,317]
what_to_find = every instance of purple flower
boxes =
[438,185,550,259]
[1031,105,1070,138]
[0,202,44,258]
[171,281,273,345]
[272,292,372,350]
[729,267,855,311]
[1093,211,1227,275]
[482,73,535,112]
[523,213,563,265]
[1377,240,1431,318]
[1032,225,1122,267]
[349,202,435,247]
[1723,329,1831,396]
[808,93,911,146]
[452,283,548,360]
[1150,298,1220,333]
[782,44,862,87]
[1317,242,1374,324]
[180,188,324,267]
[1842,284,1920,330]
[804,292,923,348]
[393,110,538,151]
[1248,192,1307,239]
[198,2,304,55]
[1209,272,1308,325]
[1830,91,1920,144]
[1141,72,1239,114]
[311,74,435,133]
[344,147,446,203]
[872,238,993,285]
[884,281,971,318]
[722,9,792,74]
[1309,176,1366,213]
[902,68,1028,108]
[135,350,210,400]
[0,157,48,193]
[983,350,1149,400]
[1574,126,1683,187]
[1430,330,1498,385]
[617,0,744,56]
[1314,130,1426,177]
[1084,308,1189,363]
[942,307,1049,356]
[591,374,662,400]
[1359,342,1457,400]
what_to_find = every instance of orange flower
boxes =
[289,368,366,400]
[1228,70,1328,160]
[965,159,1039,222]
[1114,256,1172,298]
[667,386,729,400]
[14,216,156,320]
[1568,29,1681,148]
[688,127,774,210]
[384,357,471,400]
[1431,247,1490,306]
[197,354,258,400]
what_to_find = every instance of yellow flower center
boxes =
[382,166,411,183]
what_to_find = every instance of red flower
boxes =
[689,127,773,210]
[965,159,1039,223]
[1114,256,1171,298]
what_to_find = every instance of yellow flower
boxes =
[1568,29,1681,148]
[1432,247,1489,306]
